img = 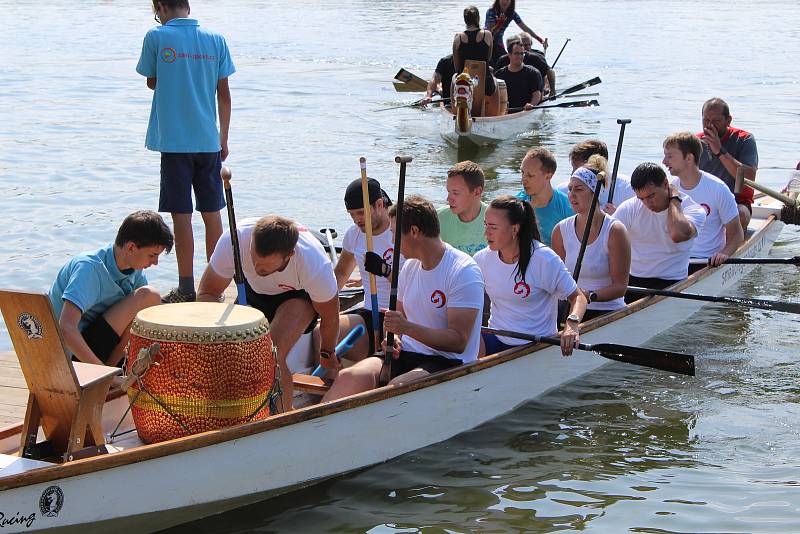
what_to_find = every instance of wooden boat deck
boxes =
[0,351,26,426]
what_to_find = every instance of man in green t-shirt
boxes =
[437,160,488,256]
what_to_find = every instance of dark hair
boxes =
[152,0,190,10]
[702,97,730,118]
[115,210,174,252]
[663,131,703,164]
[569,139,609,165]
[252,215,299,257]
[524,147,557,174]
[489,195,540,285]
[447,160,485,191]
[388,195,440,238]
[508,41,525,55]
[630,162,668,190]
[492,0,516,17]
[463,5,480,26]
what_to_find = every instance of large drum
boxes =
[127,302,277,444]
[496,79,508,115]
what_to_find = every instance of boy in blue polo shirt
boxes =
[49,211,174,366]
[516,147,573,246]
[137,0,235,303]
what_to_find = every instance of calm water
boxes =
[3,1,800,531]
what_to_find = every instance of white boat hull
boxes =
[439,107,543,147]
[0,212,785,532]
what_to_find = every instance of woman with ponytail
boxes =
[551,155,631,320]
[474,195,586,357]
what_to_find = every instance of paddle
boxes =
[323,228,338,264]
[689,256,800,265]
[607,118,631,204]
[550,38,570,69]
[394,68,428,92]
[379,155,412,386]
[373,96,447,112]
[221,167,247,305]
[360,156,382,355]
[507,99,599,114]
[626,286,800,314]
[311,324,366,378]
[482,327,695,376]
[540,76,602,103]
[734,168,800,209]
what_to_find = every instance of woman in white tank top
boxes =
[551,156,631,321]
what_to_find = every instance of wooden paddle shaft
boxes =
[221,167,246,288]
[734,168,799,208]
[359,157,381,349]
[607,119,631,203]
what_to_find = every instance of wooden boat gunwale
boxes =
[0,211,782,492]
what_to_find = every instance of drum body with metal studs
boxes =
[127,302,277,444]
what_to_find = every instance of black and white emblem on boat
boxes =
[39,486,64,517]
[17,313,43,340]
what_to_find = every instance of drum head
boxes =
[131,303,269,342]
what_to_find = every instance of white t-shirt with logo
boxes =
[342,223,404,311]
[397,244,484,362]
[672,171,739,258]
[474,241,577,346]
[614,193,707,280]
[209,218,338,302]
[556,173,636,208]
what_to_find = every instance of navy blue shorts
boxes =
[159,152,226,214]
[481,333,516,356]
[81,315,121,366]
[390,350,462,379]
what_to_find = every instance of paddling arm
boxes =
[333,249,358,289]
[518,21,546,50]
[217,78,231,161]
[560,290,588,356]
[603,222,631,301]
[313,295,341,355]
[59,302,106,366]
[384,302,479,354]
[197,265,230,302]
[710,217,745,266]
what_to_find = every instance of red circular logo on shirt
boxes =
[382,247,394,262]
[701,203,711,216]
[430,290,446,308]
[277,283,296,291]
[513,281,531,298]
[160,48,176,63]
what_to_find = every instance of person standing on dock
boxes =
[49,211,174,367]
[697,98,759,230]
[614,163,706,295]
[438,160,489,256]
[516,147,573,246]
[322,195,484,401]
[663,132,743,272]
[137,0,235,303]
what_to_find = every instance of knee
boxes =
[134,285,162,307]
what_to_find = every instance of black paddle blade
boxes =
[590,343,695,376]
[557,76,602,97]
[627,286,800,315]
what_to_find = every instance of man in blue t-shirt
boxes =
[516,147,573,246]
[49,211,174,366]
[137,0,235,303]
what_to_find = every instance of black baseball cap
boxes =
[344,178,392,210]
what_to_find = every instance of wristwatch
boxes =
[714,145,728,157]
[588,291,598,303]
[566,313,581,324]
[670,194,682,204]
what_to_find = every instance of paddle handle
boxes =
[221,167,247,305]
[382,155,412,385]
[607,119,631,203]
[735,170,799,208]
[359,157,382,352]
[311,324,367,378]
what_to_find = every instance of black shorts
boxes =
[344,307,385,356]
[391,350,462,379]
[81,316,121,365]
[688,261,707,275]
[625,275,683,303]
[245,282,318,334]
[159,152,225,214]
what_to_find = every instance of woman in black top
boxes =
[452,5,496,97]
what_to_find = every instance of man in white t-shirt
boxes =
[555,139,636,215]
[663,132,743,272]
[323,195,484,402]
[197,215,339,411]
[614,162,706,296]
[332,177,403,361]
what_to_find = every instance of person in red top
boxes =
[697,97,758,230]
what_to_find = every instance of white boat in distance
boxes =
[439,106,546,148]
[0,194,793,532]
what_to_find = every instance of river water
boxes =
[2,1,800,531]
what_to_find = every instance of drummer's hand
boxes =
[319,349,340,370]
[709,252,730,267]
[380,335,403,359]
[560,322,579,357]
[383,309,410,336]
